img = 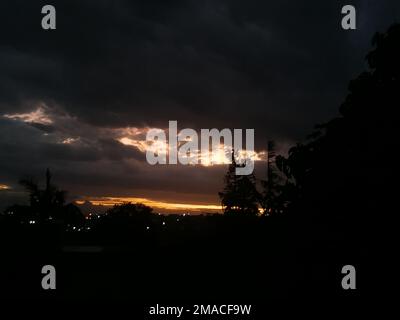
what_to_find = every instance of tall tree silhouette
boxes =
[219,150,260,215]
[19,168,66,221]
[260,140,285,214]
[275,24,400,233]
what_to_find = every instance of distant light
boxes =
[29,220,36,224]
[162,222,166,226]
[183,213,186,217]
[146,226,150,230]
[72,226,76,230]
[176,218,180,222]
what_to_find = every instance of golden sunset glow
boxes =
[61,137,79,144]
[117,127,267,166]
[0,184,11,190]
[198,146,267,166]
[76,196,222,213]
[118,136,168,156]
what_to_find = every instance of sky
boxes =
[1,0,399,213]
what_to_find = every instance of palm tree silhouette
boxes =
[19,168,66,221]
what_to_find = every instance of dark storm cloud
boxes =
[2,1,399,134]
[0,110,236,205]
[1,0,400,207]
[0,1,378,132]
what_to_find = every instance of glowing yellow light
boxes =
[116,127,267,166]
[61,137,78,144]
[76,196,222,213]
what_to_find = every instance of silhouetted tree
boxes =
[4,169,83,225]
[260,140,288,215]
[106,202,154,218]
[275,24,400,233]
[19,168,66,221]
[219,150,260,215]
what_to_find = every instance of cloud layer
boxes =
[1,0,399,211]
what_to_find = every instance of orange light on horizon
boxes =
[0,184,11,190]
[75,196,222,213]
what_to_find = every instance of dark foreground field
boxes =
[0,213,376,312]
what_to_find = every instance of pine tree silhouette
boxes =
[219,150,260,215]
